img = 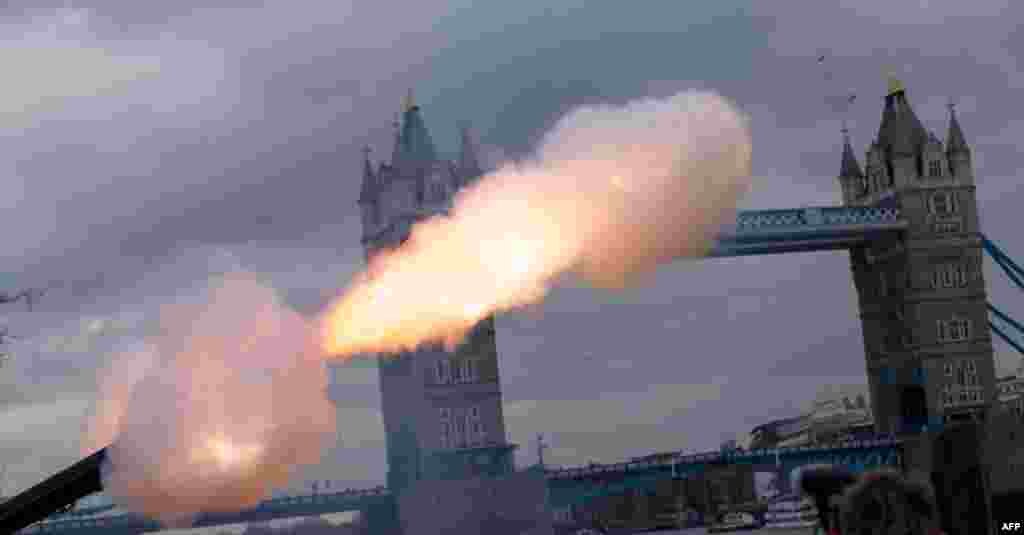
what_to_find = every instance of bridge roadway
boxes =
[18,205,917,532]
[710,205,904,257]
[24,437,902,533]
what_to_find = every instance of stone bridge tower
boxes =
[836,78,996,434]
[347,91,517,498]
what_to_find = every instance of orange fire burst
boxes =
[191,433,266,472]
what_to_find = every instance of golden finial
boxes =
[885,66,905,95]
[402,88,415,112]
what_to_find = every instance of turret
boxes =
[457,123,483,187]
[358,146,378,241]
[877,76,928,188]
[922,132,946,179]
[864,142,888,198]
[390,113,402,169]
[946,102,973,181]
[848,75,995,433]
[395,88,438,172]
[837,125,864,205]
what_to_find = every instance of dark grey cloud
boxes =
[2,0,1023,494]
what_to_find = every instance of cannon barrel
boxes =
[0,448,106,533]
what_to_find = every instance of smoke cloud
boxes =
[87,273,334,524]
[321,90,752,355]
[88,90,751,523]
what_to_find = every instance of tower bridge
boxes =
[13,79,1024,534]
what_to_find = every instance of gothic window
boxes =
[468,406,484,444]
[439,408,452,449]
[869,168,886,191]
[452,409,467,448]
[962,360,976,385]
[933,220,964,234]
[928,160,942,178]
[431,182,446,201]
[451,358,464,383]
[937,318,971,342]
[931,264,969,289]
[436,360,452,384]
[461,358,479,383]
[928,192,958,215]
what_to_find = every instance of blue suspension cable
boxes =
[989,303,1024,335]
[982,236,1024,291]
[981,236,1024,358]
[983,236,1024,278]
[990,249,1024,292]
[990,321,1024,358]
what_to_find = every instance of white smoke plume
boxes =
[89,90,751,523]
[321,90,753,354]
[87,273,334,525]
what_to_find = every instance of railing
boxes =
[255,486,389,509]
[545,436,902,479]
[30,486,391,529]
[729,206,903,233]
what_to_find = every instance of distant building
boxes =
[748,389,874,449]
[749,417,807,450]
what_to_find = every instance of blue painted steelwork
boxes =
[30,440,903,532]
[544,438,902,508]
[982,235,1024,359]
[709,206,905,257]
[25,488,392,534]
[982,236,1024,291]
[989,304,1024,358]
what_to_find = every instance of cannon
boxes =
[0,448,106,533]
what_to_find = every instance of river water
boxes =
[622,524,815,528]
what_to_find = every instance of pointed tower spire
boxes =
[946,98,969,154]
[359,146,377,203]
[458,122,483,180]
[840,122,863,178]
[887,74,905,96]
[390,112,402,166]
[402,88,415,114]
[877,72,927,155]
[397,87,437,166]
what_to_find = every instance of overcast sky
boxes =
[1,0,1023,496]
